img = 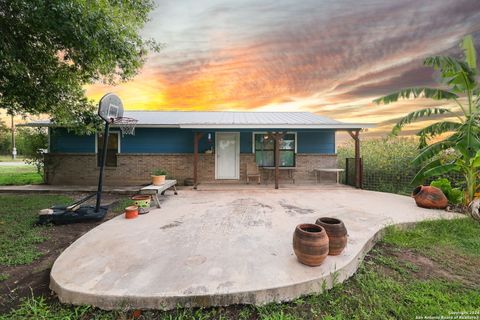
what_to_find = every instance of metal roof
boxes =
[21,111,374,130]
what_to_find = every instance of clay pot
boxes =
[131,195,151,214]
[293,224,329,266]
[315,217,348,255]
[151,175,166,186]
[412,186,448,209]
[184,178,194,186]
[125,206,139,219]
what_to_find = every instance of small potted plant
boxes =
[151,168,168,185]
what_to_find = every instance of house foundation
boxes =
[44,153,339,186]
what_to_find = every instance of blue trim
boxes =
[240,132,252,153]
[50,128,95,153]
[50,128,336,154]
[297,131,335,154]
[122,129,193,153]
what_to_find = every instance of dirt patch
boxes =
[279,200,315,216]
[421,246,480,288]
[160,220,183,229]
[0,193,126,313]
[208,198,273,232]
[368,243,480,288]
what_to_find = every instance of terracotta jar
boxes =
[293,224,329,266]
[412,186,448,209]
[125,206,139,219]
[315,217,348,256]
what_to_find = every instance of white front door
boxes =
[215,132,240,179]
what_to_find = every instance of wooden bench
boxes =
[261,167,296,184]
[315,168,344,184]
[138,179,178,208]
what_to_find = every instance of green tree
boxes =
[374,35,480,207]
[0,0,161,133]
[16,127,48,174]
[0,120,11,155]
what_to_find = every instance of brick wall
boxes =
[44,153,338,185]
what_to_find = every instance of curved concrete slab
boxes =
[50,189,458,310]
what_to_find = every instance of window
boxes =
[254,133,296,167]
[97,132,120,167]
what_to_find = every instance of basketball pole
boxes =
[11,114,17,159]
[95,120,110,212]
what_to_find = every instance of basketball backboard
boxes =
[98,93,124,122]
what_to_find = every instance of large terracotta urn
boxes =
[315,217,348,256]
[412,185,448,209]
[293,224,329,266]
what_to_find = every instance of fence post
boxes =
[348,130,362,189]
[345,158,349,186]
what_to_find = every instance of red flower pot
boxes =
[125,206,139,219]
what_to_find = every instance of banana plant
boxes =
[374,35,480,206]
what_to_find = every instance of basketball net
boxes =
[113,117,138,136]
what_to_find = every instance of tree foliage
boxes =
[0,0,161,133]
[0,120,11,154]
[374,35,480,208]
[16,127,48,174]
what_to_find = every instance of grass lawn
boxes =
[0,194,479,319]
[0,195,71,266]
[0,194,127,315]
[0,165,43,185]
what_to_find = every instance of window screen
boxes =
[254,133,295,167]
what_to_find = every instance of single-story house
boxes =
[26,111,373,187]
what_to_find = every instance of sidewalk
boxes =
[0,161,29,166]
[0,184,143,194]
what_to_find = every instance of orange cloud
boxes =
[84,0,480,136]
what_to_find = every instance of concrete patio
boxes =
[50,188,459,310]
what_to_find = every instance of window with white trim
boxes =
[253,133,296,167]
[97,132,120,167]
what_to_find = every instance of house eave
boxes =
[177,123,375,130]
[20,123,375,130]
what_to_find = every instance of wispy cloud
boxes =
[86,0,480,135]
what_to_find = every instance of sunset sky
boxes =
[85,0,479,136]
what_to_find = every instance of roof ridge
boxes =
[20,111,374,130]
[124,110,312,114]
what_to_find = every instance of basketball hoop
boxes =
[113,116,138,136]
[97,93,138,136]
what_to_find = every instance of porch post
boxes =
[274,133,280,189]
[269,132,285,190]
[193,132,203,189]
[348,130,362,189]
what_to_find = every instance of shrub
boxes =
[16,127,48,176]
[151,168,168,176]
[430,178,463,205]
[337,137,420,194]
